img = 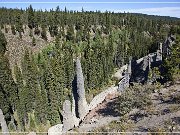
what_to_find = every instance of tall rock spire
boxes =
[75,56,88,119]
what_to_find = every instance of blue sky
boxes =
[0,0,180,18]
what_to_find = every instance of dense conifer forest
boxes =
[0,5,180,132]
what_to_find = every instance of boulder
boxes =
[48,124,63,135]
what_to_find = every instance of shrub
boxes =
[118,84,153,116]
[34,27,40,35]
[11,25,16,35]
[172,93,180,103]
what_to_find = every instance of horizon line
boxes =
[1,2,180,4]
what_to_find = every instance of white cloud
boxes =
[115,7,180,18]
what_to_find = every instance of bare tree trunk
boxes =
[0,109,9,135]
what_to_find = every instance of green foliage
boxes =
[14,65,27,131]
[0,5,180,132]
[34,26,40,35]
[22,50,39,112]
[0,55,18,124]
[11,25,16,35]
[162,38,180,82]
[28,5,35,29]
[44,64,61,125]
[118,84,153,116]
[0,30,7,54]
[29,29,33,37]
[41,26,47,41]
[29,114,36,131]
[32,36,36,46]
[66,24,74,41]
[15,12,24,38]
[1,24,4,29]
[4,26,8,33]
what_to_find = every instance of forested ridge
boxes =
[0,5,180,132]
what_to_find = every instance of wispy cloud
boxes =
[115,7,180,18]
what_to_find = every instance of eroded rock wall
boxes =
[89,86,118,111]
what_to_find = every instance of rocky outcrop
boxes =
[118,72,130,91]
[48,57,89,134]
[75,57,88,119]
[62,100,74,132]
[48,99,80,135]
[62,100,79,132]
[71,94,80,127]
[131,47,163,84]
[0,109,9,135]
[48,46,163,134]
[113,64,128,80]
[48,124,63,135]
[163,35,175,57]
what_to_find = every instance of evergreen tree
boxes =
[162,39,180,81]
[22,50,39,113]
[14,65,27,131]
[28,5,35,29]
[44,63,60,125]
[41,25,47,41]
[0,30,7,54]
[15,12,23,38]
[32,36,36,46]
[11,25,16,35]
[0,56,18,123]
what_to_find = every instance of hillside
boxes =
[0,5,180,134]
[86,84,180,133]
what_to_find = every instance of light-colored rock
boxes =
[118,72,130,91]
[143,56,149,71]
[48,48,163,134]
[27,132,36,135]
[89,86,118,111]
[62,100,76,132]
[136,57,144,64]
[71,94,80,127]
[76,57,88,119]
[0,109,10,135]
[113,64,127,80]
[48,124,63,135]
[127,57,132,74]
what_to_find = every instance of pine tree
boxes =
[34,88,43,124]
[0,30,7,54]
[41,26,47,41]
[36,53,49,124]
[15,12,23,38]
[28,5,35,29]
[14,65,27,131]
[34,26,40,35]
[11,25,16,35]
[0,55,18,124]
[44,63,60,125]
[32,36,36,46]
[40,83,49,124]
[162,39,180,81]
[22,50,39,113]
[29,114,36,131]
